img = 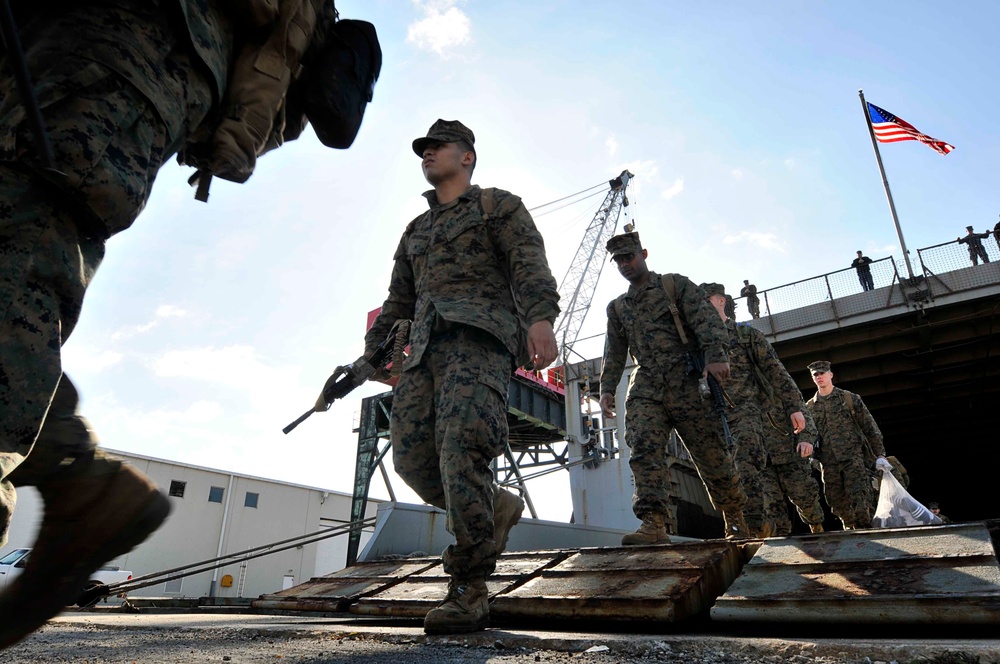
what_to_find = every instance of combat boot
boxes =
[423,577,490,634]
[809,523,825,534]
[0,456,170,650]
[494,489,525,555]
[753,519,777,539]
[621,512,671,545]
[723,510,751,540]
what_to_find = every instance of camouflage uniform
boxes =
[958,229,991,266]
[806,387,885,529]
[366,185,559,580]
[740,283,760,319]
[759,406,824,535]
[0,1,232,544]
[600,273,746,524]
[721,318,807,535]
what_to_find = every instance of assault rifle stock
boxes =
[282,321,405,434]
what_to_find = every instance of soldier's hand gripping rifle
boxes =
[282,320,410,434]
[688,350,735,450]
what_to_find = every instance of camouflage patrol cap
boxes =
[606,232,642,259]
[412,119,476,156]
[966,225,974,232]
[699,282,726,297]
[807,360,832,374]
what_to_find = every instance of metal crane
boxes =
[552,169,633,365]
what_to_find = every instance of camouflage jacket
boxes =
[763,403,818,464]
[366,185,560,369]
[600,272,727,399]
[724,320,804,420]
[805,386,885,464]
[4,2,233,141]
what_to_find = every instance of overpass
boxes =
[739,237,1000,523]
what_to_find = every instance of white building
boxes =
[0,449,381,601]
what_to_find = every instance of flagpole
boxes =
[859,89,917,282]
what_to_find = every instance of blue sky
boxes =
[58,1,999,522]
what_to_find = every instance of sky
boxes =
[59,0,1000,523]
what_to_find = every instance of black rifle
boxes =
[282,322,404,434]
[687,350,734,449]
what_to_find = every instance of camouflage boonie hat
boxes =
[699,282,726,297]
[412,119,476,156]
[606,232,642,259]
[807,360,832,374]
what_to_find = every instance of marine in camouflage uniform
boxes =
[701,283,810,538]
[599,235,748,543]
[759,405,825,535]
[957,226,991,266]
[0,1,337,648]
[805,361,888,530]
[366,120,559,633]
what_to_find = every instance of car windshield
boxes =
[0,549,29,565]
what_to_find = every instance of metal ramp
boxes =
[712,522,1000,624]
[253,540,743,623]
[255,522,1000,626]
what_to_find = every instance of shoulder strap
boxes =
[480,187,498,219]
[659,274,690,347]
[843,390,854,416]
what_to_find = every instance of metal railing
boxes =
[734,257,904,334]
[733,234,1000,336]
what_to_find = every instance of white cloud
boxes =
[722,231,787,253]
[151,345,301,394]
[784,158,796,169]
[407,1,472,57]
[111,304,188,340]
[156,304,187,318]
[731,169,743,180]
[111,321,157,341]
[605,135,618,157]
[661,177,684,201]
[61,347,123,374]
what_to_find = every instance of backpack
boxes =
[480,188,534,371]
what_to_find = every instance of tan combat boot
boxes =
[423,577,490,634]
[753,519,777,539]
[809,523,825,534]
[0,457,171,650]
[723,510,751,540]
[621,513,671,545]
[494,489,525,555]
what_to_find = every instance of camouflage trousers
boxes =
[818,456,874,529]
[728,411,770,534]
[0,28,212,545]
[624,375,747,523]
[760,459,825,535]
[391,325,512,580]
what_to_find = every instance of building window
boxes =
[244,492,259,509]
[208,486,225,503]
[168,480,186,498]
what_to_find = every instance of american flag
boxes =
[867,102,954,155]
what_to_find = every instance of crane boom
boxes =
[552,169,632,364]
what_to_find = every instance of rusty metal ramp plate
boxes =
[252,559,439,613]
[351,551,568,618]
[712,522,1000,624]
[490,541,742,623]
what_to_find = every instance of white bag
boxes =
[871,469,943,528]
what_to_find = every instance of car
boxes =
[0,548,134,607]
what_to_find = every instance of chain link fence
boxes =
[734,257,905,333]
[731,232,1000,336]
[917,234,1000,292]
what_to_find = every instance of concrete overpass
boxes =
[741,239,1000,523]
